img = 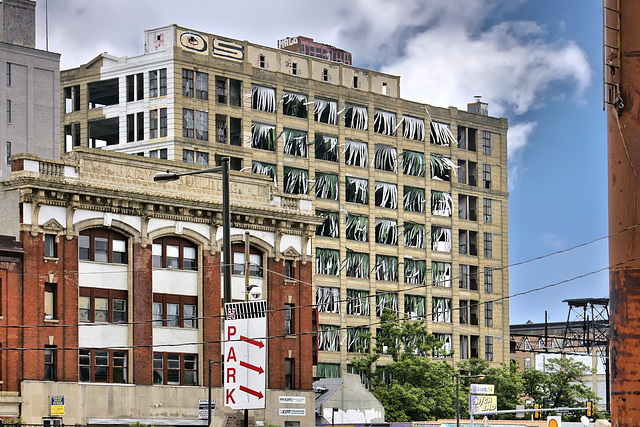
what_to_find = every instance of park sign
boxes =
[470,384,494,394]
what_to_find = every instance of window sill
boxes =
[44,318,59,324]
[44,256,59,262]
[285,334,297,339]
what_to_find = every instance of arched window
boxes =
[79,228,127,264]
[231,243,263,277]
[152,237,197,271]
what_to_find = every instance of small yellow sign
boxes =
[50,395,64,416]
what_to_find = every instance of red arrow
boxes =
[240,361,264,374]
[240,335,265,349]
[240,385,264,399]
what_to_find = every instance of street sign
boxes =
[198,399,216,420]
[224,300,267,410]
[471,395,497,412]
[471,384,495,394]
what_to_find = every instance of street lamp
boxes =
[456,373,485,427]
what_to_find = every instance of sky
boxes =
[34,0,609,325]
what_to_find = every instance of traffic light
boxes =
[587,401,593,417]
[534,403,540,419]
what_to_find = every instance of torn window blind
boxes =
[376,291,398,316]
[318,324,340,351]
[251,161,277,186]
[404,294,426,319]
[315,173,339,200]
[195,110,208,140]
[251,85,276,112]
[402,150,426,177]
[195,72,208,99]
[316,210,339,238]
[374,145,398,172]
[431,261,452,287]
[431,226,452,252]
[345,176,369,204]
[375,254,398,281]
[374,109,397,136]
[375,219,398,245]
[283,128,308,157]
[434,333,453,357]
[403,222,425,249]
[405,331,430,356]
[345,251,369,278]
[316,248,340,275]
[282,92,308,118]
[430,121,456,146]
[432,297,452,323]
[345,104,368,130]
[251,123,276,151]
[403,186,425,212]
[346,214,368,242]
[430,154,457,181]
[344,140,369,167]
[283,167,308,194]
[316,363,340,378]
[431,191,453,217]
[347,326,370,353]
[375,182,398,209]
[314,133,338,162]
[314,98,338,125]
[404,258,426,285]
[316,286,340,313]
[403,116,425,141]
[347,289,370,316]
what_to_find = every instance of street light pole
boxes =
[455,373,485,427]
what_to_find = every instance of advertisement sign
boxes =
[279,396,306,404]
[50,395,64,416]
[279,408,306,416]
[470,384,495,394]
[470,395,497,412]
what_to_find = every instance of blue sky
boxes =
[37,0,609,324]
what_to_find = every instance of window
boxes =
[6,63,10,86]
[405,295,426,319]
[375,219,397,246]
[346,289,370,316]
[346,177,368,205]
[291,62,298,75]
[375,255,398,281]
[483,164,492,189]
[283,128,308,157]
[44,283,57,320]
[6,100,11,124]
[345,251,369,278]
[346,327,369,353]
[64,85,80,113]
[183,108,194,138]
[316,363,339,378]
[283,167,308,195]
[459,300,469,324]
[345,214,368,242]
[150,148,167,159]
[430,122,455,146]
[432,297,452,323]
[149,69,167,97]
[183,149,209,166]
[153,353,197,385]
[353,75,358,88]
[285,358,295,389]
[44,346,56,381]
[524,357,531,368]
[79,229,127,263]
[457,126,477,151]
[284,259,294,280]
[258,54,265,68]
[482,131,491,154]
[344,104,368,130]
[251,122,275,151]
[322,68,328,81]
[285,304,294,335]
[458,160,478,186]
[374,145,397,172]
[182,69,194,97]
[64,123,80,151]
[231,245,263,277]
[382,82,387,95]
[484,267,493,293]
[484,232,493,258]
[458,230,478,256]
[195,72,208,99]
[126,112,144,142]
[44,234,57,258]
[79,288,127,323]
[79,349,127,383]
[344,140,368,167]
[150,108,167,139]
[282,92,308,118]
[485,302,494,327]
[314,99,338,125]
[252,85,276,112]
[432,261,451,287]
[126,73,143,102]
[373,110,396,136]
[318,325,340,351]
[483,198,492,223]
[152,237,197,270]
[404,258,426,285]
[430,154,454,181]
[152,294,197,328]
[485,336,493,361]
[316,286,340,313]
[316,249,340,276]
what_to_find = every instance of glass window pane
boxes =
[167,303,179,327]
[184,304,196,328]
[183,246,196,270]
[95,297,108,322]
[153,302,163,326]
[79,235,90,260]
[152,243,162,267]
[94,237,108,262]
[234,252,245,275]
[167,245,179,268]
[113,299,126,323]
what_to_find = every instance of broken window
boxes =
[458,230,478,256]
[346,213,368,242]
[345,251,369,278]
[251,123,276,151]
[88,117,118,147]
[375,219,397,245]
[347,289,370,316]
[283,167,308,195]
[434,333,453,358]
[316,210,339,238]
[470,302,479,326]
[402,150,426,177]
[459,264,469,289]
[316,286,340,313]
[403,116,425,141]
[314,98,337,125]
[195,72,208,100]
[404,186,425,213]
[229,117,242,146]
[470,266,478,290]
[457,126,477,151]
[431,226,452,252]
[64,123,80,152]
[484,267,493,293]
[404,258,426,285]
[431,191,453,217]
[318,325,340,351]
[183,149,208,166]
[282,92,308,118]
[376,291,398,316]
[195,111,208,140]
[484,232,493,258]
[431,261,451,287]
[430,121,456,146]
[316,248,340,276]
[460,335,469,359]
[216,114,228,143]
[315,172,338,200]
[344,104,368,131]
[375,182,398,209]
[182,69,194,97]
[346,327,370,353]
[483,198,492,223]
[458,160,478,186]
[88,78,119,109]
[64,85,80,113]
[373,109,396,136]
[344,140,368,167]
[430,154,456,181]
[458,194,477,221]
[183,109,194,138]
[403,223,425,249]
[405,295,426,319]
[374,145,397,172]
[375,255,398,282]
[149,69,167,98]
[482,130,491,154]
[322,68,329,82]
[314,133,338,162]
[251,161,276,185]
[283,128,308,157]
[482,164,492,189]
[432,297,452,323]
[251,85,276,112]
[345,176,368,204]
[460,300,469,324]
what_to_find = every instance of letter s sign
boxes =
[213,38,244,61]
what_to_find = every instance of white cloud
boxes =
[542,233,568,251]
[508,121,537,160]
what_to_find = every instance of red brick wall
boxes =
[203,250,223,386]
[132,242,153,384]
